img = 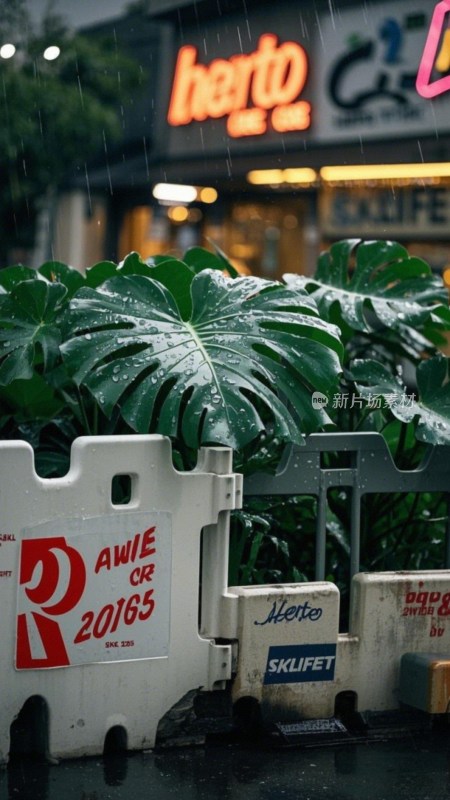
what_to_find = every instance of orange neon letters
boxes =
[227,108,268,137]
[271,101,311,132]
[167,33,310,135]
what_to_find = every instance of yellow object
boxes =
[436,29,450,73]
[428,658,450,713]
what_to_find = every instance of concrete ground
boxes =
[2,731,450,800]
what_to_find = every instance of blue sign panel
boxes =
[264,643,337,685]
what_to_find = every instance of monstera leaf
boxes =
[0,265,43,291]
[284,240,450,354]
[351,356,450,445]
[39,261,86,297]
[0,279,67,384]
[61,267,343,449]
[86,249,236,318]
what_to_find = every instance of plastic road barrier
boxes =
[0,435,242,763]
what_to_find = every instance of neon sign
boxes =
[167,34,311,138]
[416,0,450,98]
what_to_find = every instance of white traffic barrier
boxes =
[218,571,450,722]
[219,583,340,721]
[0,435,242,764]
[340,571,450,711]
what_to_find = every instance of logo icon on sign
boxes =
[416,1,450,98]
[264,643,337,685]
[16,537,86,669]
[312,391,328,409]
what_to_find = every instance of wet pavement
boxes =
[2,733,450,800]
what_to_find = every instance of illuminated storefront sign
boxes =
[316,2,450,142]
[416,0,450,98]
[167,34,311,138]
[320,186,450,240]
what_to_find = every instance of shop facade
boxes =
[66,0,450,277]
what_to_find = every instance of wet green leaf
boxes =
[39,261,85,297]
[284,239,450,353]
[0,265,45,291]
[62,268,343,449]
[352,355,450,445]
[0,279,67,384]
[0,373,63,418]
[85,261,119,288]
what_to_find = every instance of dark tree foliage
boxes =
[0,0,141,264]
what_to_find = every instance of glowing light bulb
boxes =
[0,44,16,59]
[43,46,61,61]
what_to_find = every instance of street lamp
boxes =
[0,44,16,59]
[43,46,61,61]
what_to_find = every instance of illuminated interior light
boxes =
[231,243,257,258]
[247,170,285,185]
[199,187,218,203]
[320,163,450,183]
[283,168,317,184]
[247,168,317,185]
[43,45,61,61]
[0,43,16,59]
[168,206,189,222]
[153,183,197,203]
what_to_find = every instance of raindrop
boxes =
[84,163,92,215]
[103,129,113,195]
[77,75,84,108]
[143,137,150,179]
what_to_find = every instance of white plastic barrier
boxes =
[0,435,242,763]
[218,571,450,721]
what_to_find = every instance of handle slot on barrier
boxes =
[111,474,137,506]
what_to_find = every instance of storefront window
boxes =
[119,205,203,261]
[219,199,311,280]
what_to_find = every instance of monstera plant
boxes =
[0,246,342,475]
[284,238,450,445]
[284,238,450,363]
[1,239,450,590]
[246,238,450,592]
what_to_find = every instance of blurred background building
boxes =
[16,1,450,277]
